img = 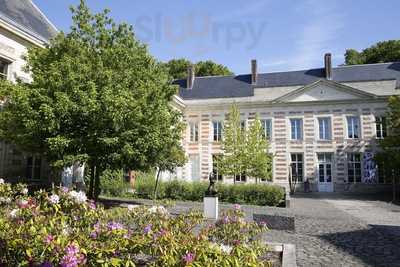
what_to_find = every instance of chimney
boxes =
[251,59,257,85]
[324,53,332,80]
[187,65,195,89]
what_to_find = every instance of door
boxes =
[317,153,333,192]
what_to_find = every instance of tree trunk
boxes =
[88,164,95,199]
[153,169,161,200]
[94,166,101,201]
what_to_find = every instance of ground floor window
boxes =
[317,153,332,183]
[189,154,200,181]
[290,153,303,182]
[26,156,41,180]
[347,153,361,183]
[212,154,223,181]
[235,173,246,183]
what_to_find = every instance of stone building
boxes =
[0,0,56,182]
[173,55,400,193]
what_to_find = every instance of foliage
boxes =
[133,176,284,206]
[217,104,273,182]
[345,40,400,65]
[100,169,131,197]
[0,180,271,266]
[164,59,233,79]
[0,0,184,199]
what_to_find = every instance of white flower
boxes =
[219,244,233,254]
[9,209,19,218]
[49,194,60,204]
[0,197,11,203]
[62,225,71,236]
[68,190,87,203]
[127,204,139,211]
[21,188,28,195]
[0,178,4,184]
[148,205,168,215]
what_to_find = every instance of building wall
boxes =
[179,99,389,192]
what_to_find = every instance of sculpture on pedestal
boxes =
[205,172,218,197]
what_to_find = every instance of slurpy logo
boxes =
[134,12,267,51]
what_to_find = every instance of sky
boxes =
[34,0,400,75]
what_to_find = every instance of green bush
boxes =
[100,169,130,197]
[134,175,284,206]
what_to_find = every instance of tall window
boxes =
[261,119,272,140]
[290,118,303,140]
[26,156,41,180]
[347,116,360,139]
[318,117,331,140]
[212,154,223,181]
[375,116,387,139]
[189,154,200,181]
[347,153,361,183]
[213,121,222,142]
[291,153,303,182]
[235,173,246,183]
[0,58,9,80]
[189,122,199,142]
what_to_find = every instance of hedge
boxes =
[134,175,285,207]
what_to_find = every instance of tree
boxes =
[345,40,400,65]
[217,104,273,183]
[164,59,233,79]
[375,96,400,202]
[0,0,184,200]
[246,115,273,183]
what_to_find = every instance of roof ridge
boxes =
[334,62,399,69]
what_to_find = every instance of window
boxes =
[0,58,9,80]
[290,118,303,140]
[375,116,387,139]
[212,155,223,181]
[318,117,331,140]
[189,122,199,142]
[189,154,200,181]
[261,119,272,140]
[240,120,246,131]
[347,116,360,139]
[213,121,223,142]
[26,156,41,180]
[235,173,246,183]
[317,153,332,183]
[347,153,361,183]
[290,153,303,182]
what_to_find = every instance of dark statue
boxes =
[205,172,218,197]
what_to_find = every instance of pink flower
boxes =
[233,204,241,210]
[258,220,268,227]
[143,224,152,234]
[17,199,29,209]
[182,252,195,265]
[88,200,96,210]
[107,221,124,231]
[60,243,86,267]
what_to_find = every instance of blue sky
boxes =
[35,0,399,74]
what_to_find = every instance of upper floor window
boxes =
[347,153,361,183]
[318,117,331,140]
[375,116,387,139]
[347,116,360,139]
[261,119,272,140]
[290,118,303,140]
[213,121,223,142]
[189,122,199,142]
[0,58,9,80]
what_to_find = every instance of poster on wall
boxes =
[362,152,377,183]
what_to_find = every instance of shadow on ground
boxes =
[319,224,400,267]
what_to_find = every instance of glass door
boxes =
[317,153,333,192]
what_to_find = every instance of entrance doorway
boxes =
[317,153,333,192]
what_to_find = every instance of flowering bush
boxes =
[0,181,271,266]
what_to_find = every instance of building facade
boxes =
[0,0,56,182]
[173,56,400,193]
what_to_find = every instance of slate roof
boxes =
[176,62,400,100]
[0,0,57,43]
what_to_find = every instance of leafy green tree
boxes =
[0,0,184,199]
[376,96,400,201]
[345,40,400,65]
[246,115,273,183]
[217,104,273,183]
[164,59,233,79]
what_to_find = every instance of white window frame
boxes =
[188,122,199,142]
[260,118,273,140]
[347,153,362,183]
[289,117,303,140]
[375,116,387,139]
[212,120,223,142]
[316,116,332,140]
[0,57,10,80]
[345,115,361,139]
